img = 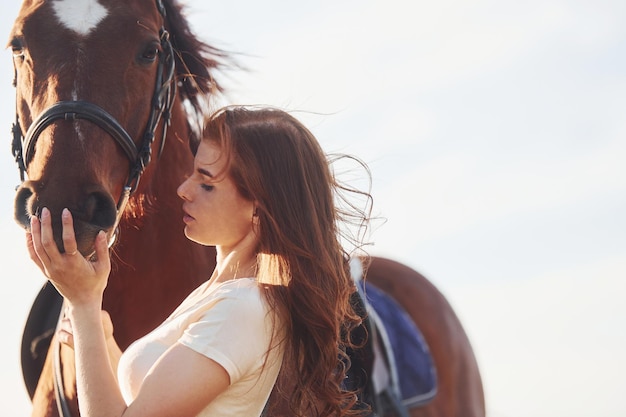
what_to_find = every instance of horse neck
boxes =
[103,107,216,348]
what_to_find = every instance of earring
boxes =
[252,208,259,225]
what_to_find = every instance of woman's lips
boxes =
[182,209,195,224]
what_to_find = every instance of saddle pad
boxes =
[362,282,437,408]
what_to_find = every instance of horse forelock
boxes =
[51,0,109,36]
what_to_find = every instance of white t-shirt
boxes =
[117,278,284,417]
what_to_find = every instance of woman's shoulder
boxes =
[193,279,274,334]
[168,278,260,322]
[211,278,265,307]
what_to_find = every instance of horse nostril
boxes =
[14,186,34,228]
[83,192,117,229]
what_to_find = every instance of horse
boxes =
[9,1,485,417]
[11,0,220,415]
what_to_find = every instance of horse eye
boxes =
[140,43,160,63]
[10,38,25,60]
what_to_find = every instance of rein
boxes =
[11,1,175,416]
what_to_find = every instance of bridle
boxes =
[11,1,175,416]
[11,0,176,242]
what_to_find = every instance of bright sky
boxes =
[1,1,625,416]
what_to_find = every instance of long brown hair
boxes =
[203,107,371,416]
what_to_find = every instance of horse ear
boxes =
[161,0,229,106]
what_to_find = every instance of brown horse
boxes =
[9,1,484,416]
[11,0,220,415]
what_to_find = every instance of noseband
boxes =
[11,1,175,228]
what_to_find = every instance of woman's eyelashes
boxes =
[201,183,215,191]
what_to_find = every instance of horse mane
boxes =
[162,0,231,144]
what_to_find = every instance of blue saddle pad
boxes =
[362,282,437,407]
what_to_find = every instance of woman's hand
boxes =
[26,207,111,307]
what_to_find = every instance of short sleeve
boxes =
[178,283,274,384]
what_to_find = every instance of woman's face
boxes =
[177,140,256,250]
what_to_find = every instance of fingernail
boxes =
[62,208,70,218]
[41,207,49,218]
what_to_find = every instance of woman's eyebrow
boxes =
[197,167,214,178]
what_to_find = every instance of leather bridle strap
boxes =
[53,300,72,417]
[23,100,139,166]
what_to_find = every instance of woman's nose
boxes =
[177,178,190,200]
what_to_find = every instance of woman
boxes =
[27,106,372,417]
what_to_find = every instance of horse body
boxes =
[10,1,484,417]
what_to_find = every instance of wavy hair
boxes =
[202,106,372,417]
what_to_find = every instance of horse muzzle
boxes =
[14,181,118,256]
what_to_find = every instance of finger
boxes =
[93,230,111,274]
[25,232,45,271]
[61,208,79,256]
[29,215,51,265]
[39,207,60,258]
[58,316,72,332]
[57,329,75,349]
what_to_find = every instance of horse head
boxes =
[9,0,223,256]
